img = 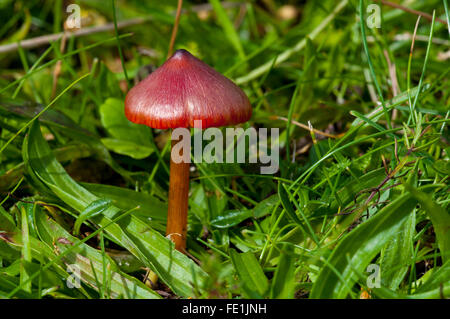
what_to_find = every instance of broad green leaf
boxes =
[24,121,208,297]
[0,205,15,230]
[229,249,269,298]
[210,209,252,229]
[82,182,167,224]
[405,184,450,263]
[107,250,143,273]
[100,98,150,143]
[310,184,442,299]
[1,209,91,298]
[380,212,415,290]
[34,208,160,299]
[73,199,112,236]
[99,98,153,159]
[253,194,279,218]
[1,259,62,289]
[371,284,450,299]
[0,100,91,134]
[0,99,136,181]
[270,244,296,299]
[0,274,33,298]
[0,239,20,262]
[100,138,153,160]
[19,204,32,293]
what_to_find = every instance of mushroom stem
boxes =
[166,136,190,252]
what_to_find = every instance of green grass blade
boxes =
[235,0,348,84]
[19,205,32,294]
[34,208,160,299]
[359,0,391,129]
[0,73,89,155]
[229,249,269,298]
[208,0,246,60]
[405,184,450,263]
[310,184,442,298]
[23,121,208,297]
[270,243,296,299]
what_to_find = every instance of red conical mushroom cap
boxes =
[124,49,252,129]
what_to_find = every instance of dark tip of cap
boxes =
[172,49,192,60]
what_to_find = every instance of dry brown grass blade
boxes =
[273,115,340,138]
[167,0,184,59]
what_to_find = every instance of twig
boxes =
[380,0,447,25]
[0,18,148,54]
[339,142,417,216]
[273,116,338,138]
[383,50,399,120]
[0,2,242,55]
[367,34,450,45]
[410,17,422,60]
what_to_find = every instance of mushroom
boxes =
[124,49,252,252]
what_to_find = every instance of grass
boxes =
[0,0,449,299]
